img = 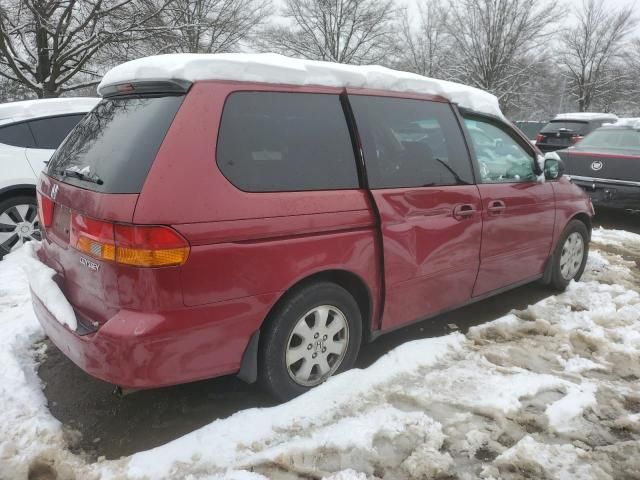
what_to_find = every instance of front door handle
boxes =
[488,200,507,215]
[453,204,476,220]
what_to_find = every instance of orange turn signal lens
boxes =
[70,213,189,267]
[115,246,189,267]
[76,236,116,261]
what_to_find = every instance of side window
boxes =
[349,96,474,189]
[27,114,86,150]
[217,92,358,192]
[0,122,35,148]
[464,117,537,184]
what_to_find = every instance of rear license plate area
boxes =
[50,204,71,245]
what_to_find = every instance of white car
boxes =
[0,97,99,257]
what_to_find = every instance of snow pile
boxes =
[0,228,639,479]
[0,249,82,480]
[610,118,640,129]
[0,97,99,126]
[553,112,618,122]
[97,53,504,119]
[21,242,77,330]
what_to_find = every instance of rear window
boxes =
[541,121,589,135]
[216,92,358,192]
[47,95,183,193]
[579,129,640,150]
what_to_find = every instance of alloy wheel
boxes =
[0,203,41,254]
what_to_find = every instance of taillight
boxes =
[70,213,189,267]
[71,214,116,261]
[37,192,54,228]
[570,135,584,145]
[536,134,545,144]
[114,224,189,267]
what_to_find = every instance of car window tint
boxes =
[349,96,473,189]
[464,118,536,184]
[27,114,86,150]
[0,122,35,148]
[217,92,358,192]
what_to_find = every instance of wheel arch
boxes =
[0,184,37,204]
[569,212,593,239]
[237,268,374,384]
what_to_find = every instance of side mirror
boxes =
[544,152,565,180]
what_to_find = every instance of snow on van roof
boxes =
[98,53,505,119]
[0,97,100,126]
[553,112,618,122]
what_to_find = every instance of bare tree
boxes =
[0,0,170,98]
[148,0,271,54]
[258,0,398,64]
[561,0,636,112]
[396,1,450,78]
[444,0,558,114]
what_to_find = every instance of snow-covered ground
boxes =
[1,228,639,480]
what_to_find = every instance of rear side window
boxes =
[541,121,589,135]
[217,92,358,192]
[28,114,86,149]
[349,95,473,189]
[47,95,183,193]
[0,122,35,148]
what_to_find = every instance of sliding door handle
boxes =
[453,204,476,220]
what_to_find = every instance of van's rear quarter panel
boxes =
[136,80,383,329]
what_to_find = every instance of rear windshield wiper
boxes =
[60,168,104,185]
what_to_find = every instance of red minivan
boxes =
[32,55,594,400]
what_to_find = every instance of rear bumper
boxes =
[32,288,279,388]
[571,176,640,212]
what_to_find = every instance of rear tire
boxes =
[548,220,589,291]
[0,194,40,260]
[259,282,362,401]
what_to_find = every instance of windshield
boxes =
[541,121,589,135]
[578,129,640,151]
[47,95,183,194]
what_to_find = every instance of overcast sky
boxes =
[566,0,637,14]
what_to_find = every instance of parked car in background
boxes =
[557,119,640,214]
[536,113,618,152]
[514,120,548,143]
[0,97,99,257]
[32,54,593,401]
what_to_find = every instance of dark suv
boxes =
[536,113,618,152]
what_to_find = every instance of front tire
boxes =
[549,220,589,291]
[259,282,362,401]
